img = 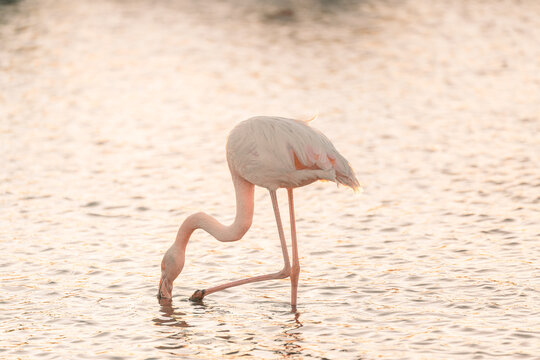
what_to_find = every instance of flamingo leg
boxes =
[190,189,292,301]
[287,188,300,310]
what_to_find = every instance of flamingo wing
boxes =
[227,116,360,191]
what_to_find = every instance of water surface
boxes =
[1,0,539,358]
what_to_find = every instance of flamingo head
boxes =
[158,245,184,299]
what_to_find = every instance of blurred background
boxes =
[1,0,539,359]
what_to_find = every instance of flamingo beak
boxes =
[158,275,172,299]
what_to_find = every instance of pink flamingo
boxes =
[158,116,359,309]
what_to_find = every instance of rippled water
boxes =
[1,0,539,358]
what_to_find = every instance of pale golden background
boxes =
[1,0,539,358]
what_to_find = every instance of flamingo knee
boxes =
[277,265,291,279]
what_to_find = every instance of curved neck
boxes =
[175,174,254,250]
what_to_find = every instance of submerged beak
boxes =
[157,275,172,299]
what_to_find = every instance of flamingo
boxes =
[158,116,360,309]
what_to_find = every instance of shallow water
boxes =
[1,0,539,358]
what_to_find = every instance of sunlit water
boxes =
[1,0,539,358]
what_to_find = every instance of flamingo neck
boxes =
[175,174,255,250]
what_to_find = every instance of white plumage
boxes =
[227,116,360,191]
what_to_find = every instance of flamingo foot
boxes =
[189,289,206,302]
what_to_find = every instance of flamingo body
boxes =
[227,116,359,191]
[159,116,359,309]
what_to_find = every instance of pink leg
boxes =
[287,188,300,310]
[190,189,291,301]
